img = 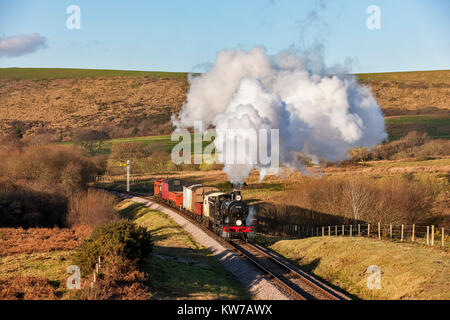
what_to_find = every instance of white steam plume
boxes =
[173,47,387,184]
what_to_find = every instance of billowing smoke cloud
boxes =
[0,33,47,58]
[173,47,387,184]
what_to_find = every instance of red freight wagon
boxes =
[161,178,186,201]
[154,178,165,196]
[169,192,183,209]
[194,202,203,216]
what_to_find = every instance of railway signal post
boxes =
[119,160,130,193]
[126,160,130,193]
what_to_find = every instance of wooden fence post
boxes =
[431,225,434,246]
[427,226,430,245]
[335,226,338,237]
[322,226,324,237]
[328,226,331,237]
[401,224,404,241]
[378,223,381,240]
[442,228,445,248]
[390,224,392,239]
[368,224,370,238]
[412,224,415,242]
[342,225,344,236]
[350,225,352,237]
[358,224,360,237]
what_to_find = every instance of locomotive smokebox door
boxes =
[232,190,242,201]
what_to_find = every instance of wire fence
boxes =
[276,223,449,249]
[95,176,449,249]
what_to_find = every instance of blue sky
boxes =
[0,0,449,73]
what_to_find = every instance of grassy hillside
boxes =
[0,67,188,79]
[0,74,188,139]
[0,68,448,139]
[254,235,450,300]
[1,67,447,82]
[357,70,449,116]
[356,70,450,84]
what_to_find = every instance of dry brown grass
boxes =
[1,72,448,139]
[0,76,188,139]
[80,258,150,300]
[0,276,59,300]
[360,80,449,115]
[0,226,91,256]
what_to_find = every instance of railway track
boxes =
[113,190,350,300]
[230,240,350,300]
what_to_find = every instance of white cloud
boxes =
[0,33,48,58]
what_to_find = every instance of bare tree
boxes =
[342,178,375,221]
[72,128,110,155]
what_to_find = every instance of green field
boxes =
[385,114,450,140]
[61,134,173,155]
[0,67,189,79]
[67,113,449,157]
[62,113,449,160]
[106,134,175,152]
[64,133,214,156]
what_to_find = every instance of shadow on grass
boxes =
[145,225,192,243]
[118,202,147,219]
[146,245,251,300]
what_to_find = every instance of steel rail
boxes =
[109,189,350,300]
[245,241,351,300]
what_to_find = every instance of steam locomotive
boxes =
[154,178,252,240]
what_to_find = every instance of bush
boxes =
[0,144,102,227]
[0,134,24,154]
[79,258,150,300]
[66,189,120,227]
[13,145,98,193]
[72,128,110,155]
[262,175,443,228]
[415,139,450,159]
[369,131,433,161]
[110,142,150,161]
[140,150,171,174]
[74,220,153,273]
[346,147,370,163]
[0,179,68,227]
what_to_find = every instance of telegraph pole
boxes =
[126,160,130,193]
